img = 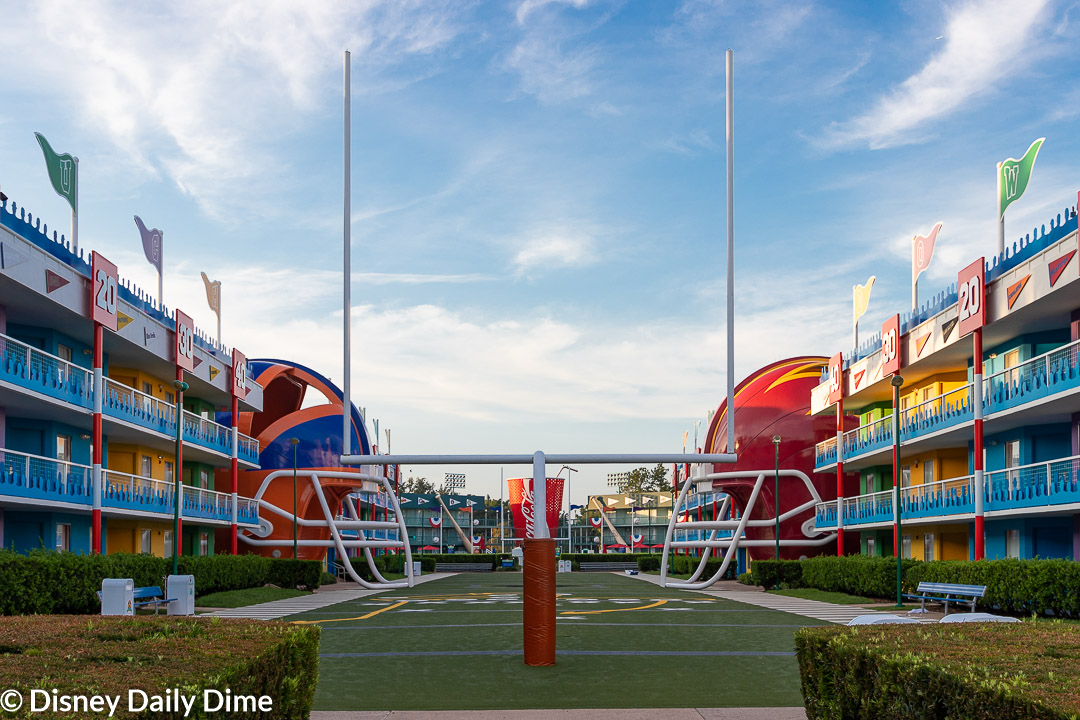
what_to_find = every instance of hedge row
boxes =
[0,615,319,719]
[750,556,1080,616]
[797,622,1080,719]
[0,550,323,615]
[637,555,738,579]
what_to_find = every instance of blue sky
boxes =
[2,0,1079,504]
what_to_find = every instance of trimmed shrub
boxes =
[0,615,319,719]
[0,550,322,615]
[797,622,1080,719]
[637,556,660,572]
[749,558,804,589]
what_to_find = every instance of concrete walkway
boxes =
[203,573,449,620]
[312,709,807,720]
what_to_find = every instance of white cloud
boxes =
[3,1,473,220]
[516,0,591,26]
[511,230,598,274]
[504,36,599,103]
[817,0,1053,150]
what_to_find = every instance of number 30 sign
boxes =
[175,310,195,372]
[957,257,986,337]
[90,252,118,331]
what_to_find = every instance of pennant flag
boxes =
[912,222,942,284]
[192,356,203,369]
[117,312,135,331]
[853,369,866,389]
[589,517,603,528]
[133,216,163,273]
[399,497,412,505]
[681,430,688,451]
[659,496,672,505]
[1049,250,1075,287]
[853,276,875,324]
[605,497,619,506]
[44,270,69,294]
[34,133,77,213]
[209,366,220,381]
[941,317,958,344]
[999,138,1044,219]
[631,506,644,512]
[200,272,221,315]
[0,242,28,270]
[915,332,932,357]
[570,503,584,510]
[466,499,477,507]
[1007,274,1030,309]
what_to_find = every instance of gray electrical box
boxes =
[412,561,422,577]
[101,578,134,616]
[166,575,195,616]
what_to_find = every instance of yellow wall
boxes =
[108,367,178,403]
[105,518,173,557]
[902,524,969,561]
[107,444,175,481]
[900,371,968,408]
[902,448,968,486]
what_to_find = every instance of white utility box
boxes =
[166,575,195,616]
[412,561,422,577]
[101,578,134,616]
[558,560,572,573]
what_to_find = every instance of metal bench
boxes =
[435,563,493,573]
[904,582,986,615]
[579,562,638,572]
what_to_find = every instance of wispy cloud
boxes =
[516,0,591,26]
[503,36,599,103]
[511,229,598,275]
[816,0,1053,150]
[659,128,716,156]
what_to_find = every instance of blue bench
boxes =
[98,585,177,615]
[905,582,985,615]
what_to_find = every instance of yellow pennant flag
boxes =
[200,272,221,316]
[853,276,875,325]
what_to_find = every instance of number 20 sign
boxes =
[175,310,195,372]
[90,252,118,331]
[957,257,986,337]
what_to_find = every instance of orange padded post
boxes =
[522,537,556,666]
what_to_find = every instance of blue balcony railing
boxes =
[815,454,1080,530]
[103,470,174,514]
[0,449,92,506]
[0,333,93,410]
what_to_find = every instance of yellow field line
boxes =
[292,600,409,624]
[561,599,668,615]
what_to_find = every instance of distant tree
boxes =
[401,475,436,494]
[623,464,670,494]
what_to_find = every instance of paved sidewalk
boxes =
[312,709,807,719]
[203,573,448,620]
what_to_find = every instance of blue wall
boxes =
[979,423,1070,473]
[6,418,95,464]
[3,510,93,554]
[982,516,1074,560]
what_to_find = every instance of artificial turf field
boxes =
[293,572,819,711]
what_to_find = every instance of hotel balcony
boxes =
[814,337,1080,472]
[814,454,1080,530]
[0,449,259,526]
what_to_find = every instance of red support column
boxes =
[230,395,239,555]
[91,323,103,554]
[836,398,845,556]
[176,367,184,559]
[973,328,985,560]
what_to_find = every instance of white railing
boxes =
[815,435,837,461]
[984,339,1080,395]
[183,409,230,450]
[899,383,971,429]
[103,470,175,498]
[842,412,892,452]
[238,434,260,459]
[0,332,92,397]
[182,484,235,518]
[985,454,1080,503]
[0,448,91,489]
[103,377,176,424]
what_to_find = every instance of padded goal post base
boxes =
[522,537,556,666]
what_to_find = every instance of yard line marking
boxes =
[561,599,668,615]
[320,649,795,658]
[292,600,409,624]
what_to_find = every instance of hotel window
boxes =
[923,533,935,561]
[140,529,152,554]
[165,391,174,405]
[199,533,209,556]
[200,469,210,489]
[901,466,911,488]
[140,455,152,478]
[923,460,934,485]
[901,534,912,559]
[57,344,73,362]
[164,462,174,484]
[1005,440,1021,486]
[56,435,72,462]
[866,537,876,556]
[55,523,71,552]
[164,531,172,558]
[142,381,153,395]
[1006,529,1020,559]
[1004,348,1020,385]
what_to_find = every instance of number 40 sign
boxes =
[957,257,986,337]
[90,252,118,332]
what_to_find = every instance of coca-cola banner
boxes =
[507,477,564,541]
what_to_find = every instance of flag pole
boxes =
[852,284,858,349]
[343,50,352,457]
[725,49,735,456]
[996,161,1004,258]
[72,157,79,255]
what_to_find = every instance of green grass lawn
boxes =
[196,587,310,608]
[292,572,815,711]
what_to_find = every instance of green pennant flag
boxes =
[34,132,78,214]
[998,137,1043,219]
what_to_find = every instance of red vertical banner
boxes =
[507,477,564,540]
[90,252,118,331]
[175,310,194,372]
[957,258,987,337]
[880,314,901,376]
[231,348,248,400]
[827,352,844,405]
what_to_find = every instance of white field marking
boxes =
[398,609,433,613]
[556,615,587,620]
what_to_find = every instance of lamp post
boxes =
[171,379,188,576]
[290,438,299,559]
[891,374,905,608]
[772,435,781,562]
